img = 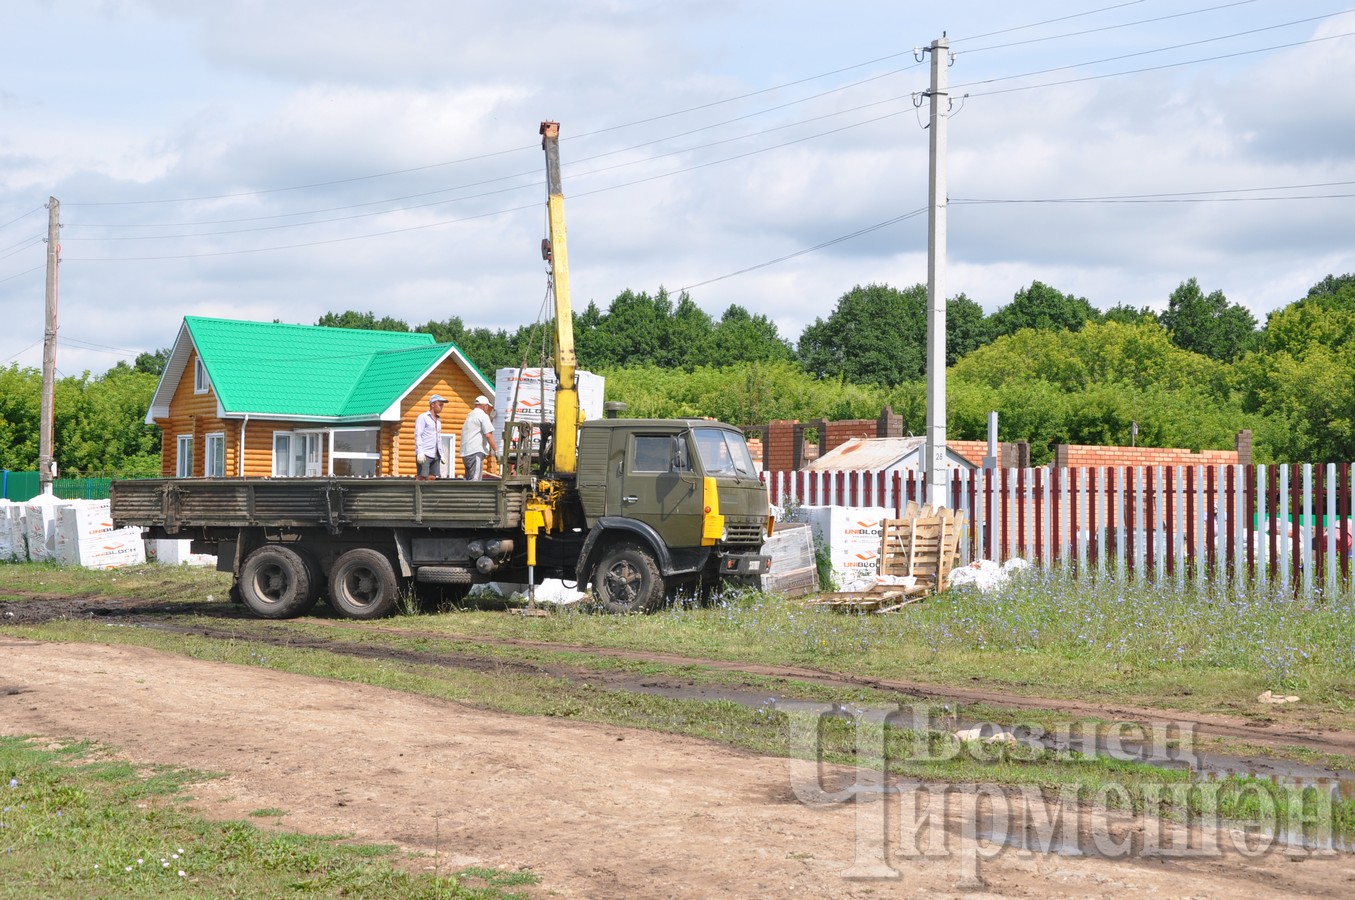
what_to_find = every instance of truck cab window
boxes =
[693,427,756,476]
[633,435,672,473]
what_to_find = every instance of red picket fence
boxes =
[766,464,1355,595]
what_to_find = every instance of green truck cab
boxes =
[574,419,771,612]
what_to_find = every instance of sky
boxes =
[3,0,1355,378]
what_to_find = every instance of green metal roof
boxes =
[182,317,475,418]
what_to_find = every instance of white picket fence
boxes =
[768,463,1355,595]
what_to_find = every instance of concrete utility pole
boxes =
[39,197,60,495]
[924,36,949,507]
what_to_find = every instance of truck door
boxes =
[620,431,702,548]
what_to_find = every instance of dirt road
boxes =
[3,634,1354,898]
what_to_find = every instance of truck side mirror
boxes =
[672,438,689,471]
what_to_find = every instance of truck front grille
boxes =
[723,517,765,545]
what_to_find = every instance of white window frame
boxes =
[176,435,194,478]
[272,432,293,477]
[194,358,210,394]
[271,430,324,477]
[205,432,225,477]
[328,427,380,477]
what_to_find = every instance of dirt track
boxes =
[4,599,1355,896]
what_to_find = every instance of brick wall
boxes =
[1054,444,1239,468]
[822,420,878,453]
[759,413,1249,472]
[766,420,799,472]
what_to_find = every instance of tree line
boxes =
[3,273,1352,475]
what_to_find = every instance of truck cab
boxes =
[573,419,770,612]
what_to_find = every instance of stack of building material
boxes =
[0,500,27,561]
[52,499,145,570]
[759,522,818,597]
[878,502,967,595]
[22,493,65,562]
[492,367,606,449]
[145,538,217,567]
[795,505,891,586]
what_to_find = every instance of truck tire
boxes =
[415,566,475,585]
[329,548,401,619]
[594,542,665,614]
[239,545,318,619]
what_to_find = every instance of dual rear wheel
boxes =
[238,544,400,620]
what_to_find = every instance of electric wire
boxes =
[676,207,928,294]
[954,12,1354,93]
[954,0,1263,53]
[0,207,45,232]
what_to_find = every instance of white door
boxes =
[439,434,456,477]
[302,433,323,476]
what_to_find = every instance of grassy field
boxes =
[0,735,536,899]
[4,560,1354,858]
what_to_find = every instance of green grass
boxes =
[5,561,1355,840]
[0,735,537,899]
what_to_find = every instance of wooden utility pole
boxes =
[39,197,59,495]
[924,36,950,507]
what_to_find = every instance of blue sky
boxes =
[3,0,1354,377]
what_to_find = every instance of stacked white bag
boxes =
[52,499,145,569]
[23,492,66,562]
[0,499,27,561]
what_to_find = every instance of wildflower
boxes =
[178,870,186,877]
[6,779,14,789]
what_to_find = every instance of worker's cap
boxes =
[429,394,446,403]
[474,395,491,406]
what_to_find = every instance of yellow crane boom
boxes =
[539,121,579,476]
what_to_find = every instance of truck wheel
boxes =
[239,545,318,619]
[594,543,665,614]
[329,548,400,619]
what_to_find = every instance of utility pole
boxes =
[923,36,949,507]
[39,197,60,495]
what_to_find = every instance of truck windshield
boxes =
[692,427,757,477]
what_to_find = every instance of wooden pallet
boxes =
[879,504,967,595]
[806,582,929,614]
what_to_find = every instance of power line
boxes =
[0,207,45,232]
[951,0,1152,44]
[677,208,928,293]
[0,264,44,285]
[64,94,919,243]
[955,0,1263,53]
[963,28,1355,97]
[0,234,44,259]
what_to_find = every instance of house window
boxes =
[329,428,379,478]
[272,432,293,477]
[176,435,194,478]
[194,358,210,394]
[205,432,225,477]
[272,431,323,477]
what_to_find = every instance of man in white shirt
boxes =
[460,395,498,481]
[414,394,446,480]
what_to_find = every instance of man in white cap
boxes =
[414,394,447,480]
[460,395,498,481]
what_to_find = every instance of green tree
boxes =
[946,293,988,364]
[1159,278,1257,361]
[133,348,170,376]
[984,281,1100,340]
[708,305,794,365]
[316,310,411,332]
[0,365,41,470]
[797,283,927,386]
[1103,303,1157,326]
